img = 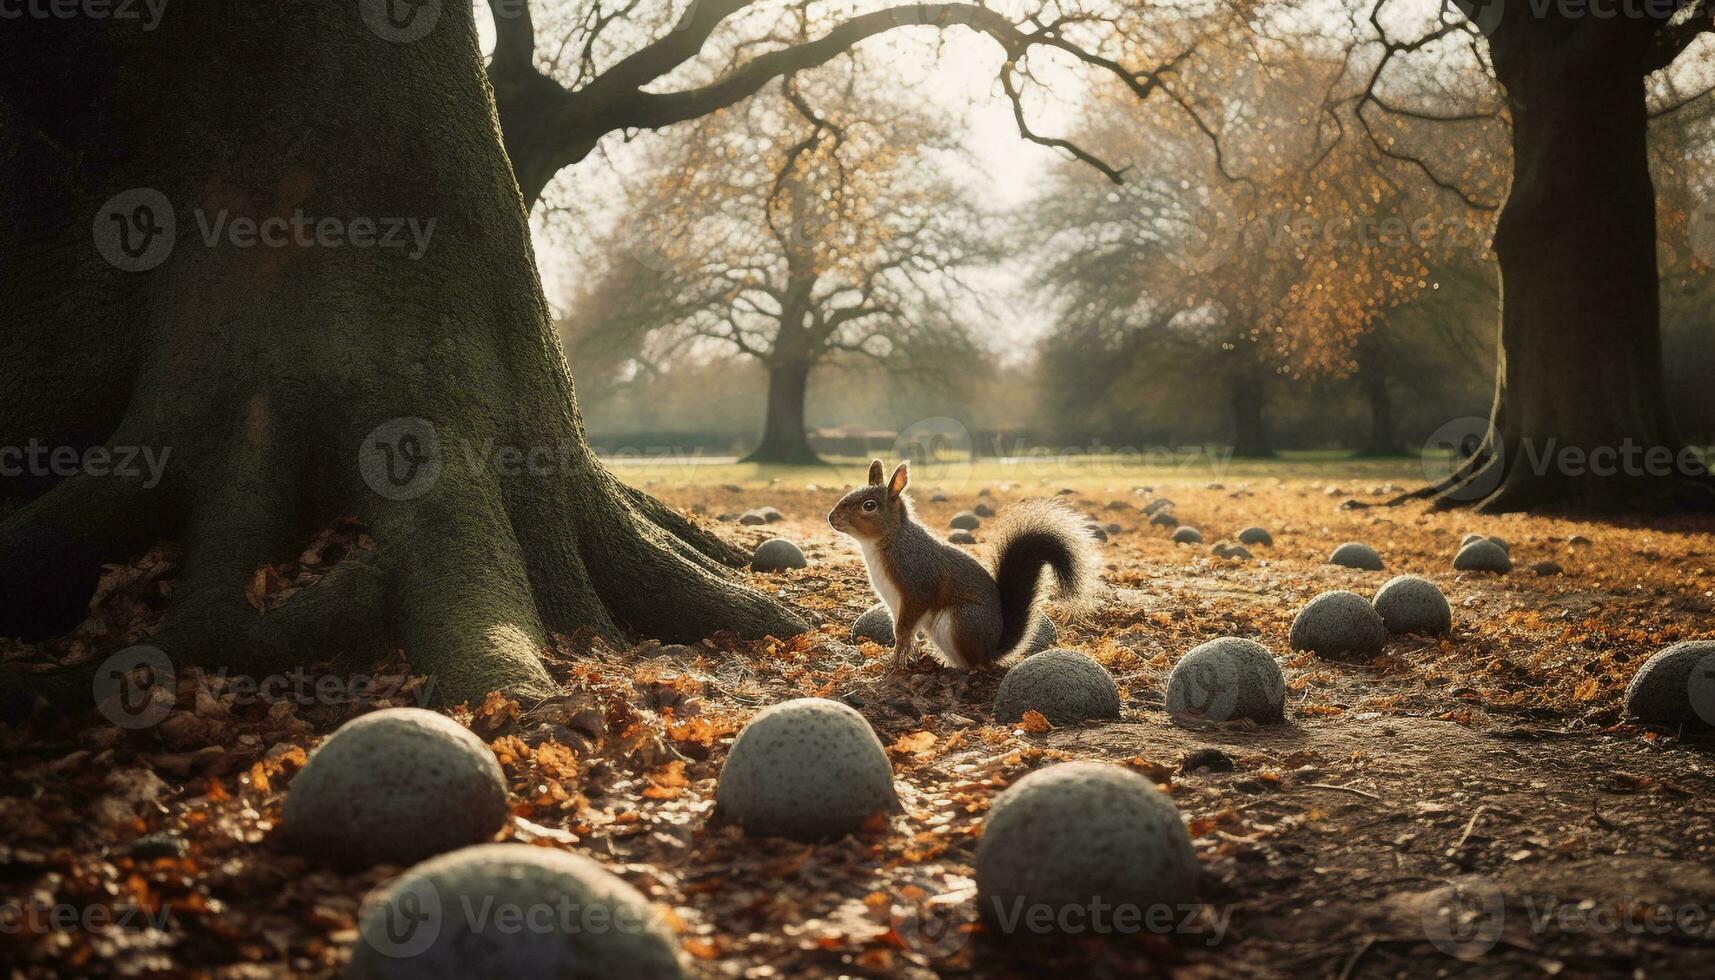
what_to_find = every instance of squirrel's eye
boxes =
[862,500,878,512]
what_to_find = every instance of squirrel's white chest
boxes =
[858,540,903,618]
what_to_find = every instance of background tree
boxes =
[1366,0,1715,510]
[485,0,1217,209]
[1030,34,1491,456]
[565,72,997,463]
[0,0,804,706]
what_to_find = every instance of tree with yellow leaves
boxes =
[565,69,1000,462]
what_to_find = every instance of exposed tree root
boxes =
[1386,439,1715,515]
[1,457,809,720]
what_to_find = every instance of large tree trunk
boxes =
[742,360,822,464]
[0,1,804,708]
[1356,343,1401,456]
[1427,21,1714,512]
[1226,364,1273,459]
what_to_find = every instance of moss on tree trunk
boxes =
[0,0,804,708]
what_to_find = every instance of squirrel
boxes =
[828,459,1099,670]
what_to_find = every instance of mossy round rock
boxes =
[994,649,1121,725]
[950,511,981,530]
[1165,638,1285,722]
[716,698,898,841]
[1289,590,1387,661]
[750,538,806,572]
[1624,641,1715,728]
[974,762,1197,932]
[1373,575,1452,636]
[1171,526,1203,545]
[346,843,682,980]
[851,603,894,646]
[281,708,507,869]
[1237,526,1273,546]
[1329,542,1384,571]
[1453,539,1511,573]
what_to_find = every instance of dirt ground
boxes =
[3,463,1714,978]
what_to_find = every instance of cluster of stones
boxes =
[1287,575,1453,661]
[284,708,685,978]
[1145,499,1275,563]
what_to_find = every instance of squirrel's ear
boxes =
[867,459,885,486]
[888,462,909,498]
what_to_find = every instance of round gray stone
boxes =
[1289,590,1387,661]
[1372,575,1452,636]
[750,538,806,572]
[994,649,1121,725]
[851,603,894,646]
[737,512,767,525]
[1624,641,1715,728]
[974,503,996,518]
[282,708,507,869]
[1462,532,1508,553]
[759,506,784,523]
[347,843,682,980]
[716,698,898,841]
[950,511,981,530]
[1329,542,1384,571]
[1211,543,1252,560]
[1150,512,1179,528]
[1165,638,1285,722]
[1453,539,1511,573]
[974,762,1197,933]
[1171,526,1203,545]
[949,530,977,545]
[1237,526,1273,546]
[1144,498,1174,516]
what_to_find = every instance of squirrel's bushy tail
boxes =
[989,498,1101,657]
